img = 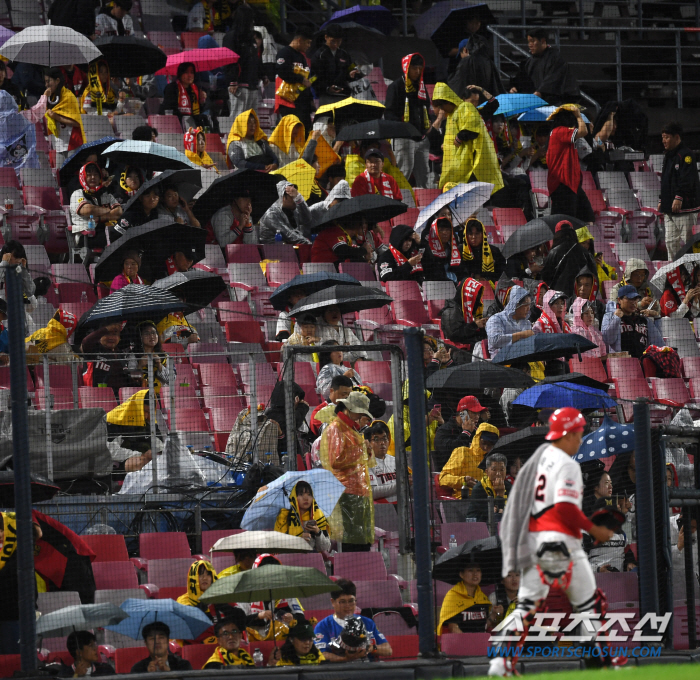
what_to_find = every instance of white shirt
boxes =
[211,204,252,246]
[315,324,367,362]
[95,12,134,37]
[69,188,118,234]
[368,455,396,502]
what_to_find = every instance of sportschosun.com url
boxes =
[487,646,662,659]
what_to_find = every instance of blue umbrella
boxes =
[270,272,361,311]
[59,136,120,187]
[241,470,345,531]
[102,140,197,173]
[513,382,616,410]
[104,598,212,640]
[492,333,597,365]
[480,93,546,119]
[518,106,590,123]
[320,6,397,36]
[575,416,635,463]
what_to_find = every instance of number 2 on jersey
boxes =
[535,474,546,502]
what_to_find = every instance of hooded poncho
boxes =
[184,127,218,172]
[226,109,267,158]
[532,289,570,334]
[177,559,218,607]
[485,285,532,357]
[571,297,606,358]
[273,481,330,537]
[46,87,86,152]
[268,114,306,166]
[0,90,38,174]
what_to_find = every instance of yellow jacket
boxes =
[440,100,503,193]
[439,423,500,498]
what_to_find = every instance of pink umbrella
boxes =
[155,47,238,76]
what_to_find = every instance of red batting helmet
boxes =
[545,407,586,441]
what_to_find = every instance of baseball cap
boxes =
[457,395,486,413]
[617,285,641,300]
[365,149,384,160]
[555,220,573,233]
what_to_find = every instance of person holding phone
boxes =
[274,481,331,552]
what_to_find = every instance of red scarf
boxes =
[176,81,200,116]
[427,219,461,267]
[388,244,422,273]
[338,410,361,431]
[400,53,427,102]
[363,170,396,199]
[165,256,178,275]
[461,277,484,323]
[534,282,549,310]
[537,311,570,334]
[184,126,202,152]
[666,266,690,302]
[78,162,104,195]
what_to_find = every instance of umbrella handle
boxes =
[576,343,582,363]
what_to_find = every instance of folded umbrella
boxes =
[518,106,589,123]
[156,47,238,76]
[94,217,206,283]
[0,470,59,506]
[37,603,127,639]
[320,5,397,35]
[312,194,407,232]
[650,253,700,289]
[0,26,101,66]
[201,564,338,604]
[426,361,534,391]
[59,137,120,187]
[315,97,385,131]
[479,93,546,119]
[270,272,361,311]
[105,598,212,640]
[94,36,167,77]
[102,141,196,174]
[241,469,345,532]
[77,284,186,333]
[336,119,421,142]
[501,218,554,260]
[575,416,635,463]
[289,284,392,315]
[121,169,202,213]
[414,182,493,234]
[151,269,226,309]
[513,382,616,410]
[211,532,313,555]
[192,168,281,225]
[492,333,597,365]
[433,536,502,585]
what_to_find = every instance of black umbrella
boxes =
[269,272,361,311]
[336,119,422,143]
[501,218,554,260]
[426,362,534,391]
[289,284,392,315]
[94,36,167,77]
[492,333,597,365]
[151,269,226,309]
[122,169,202,213]
[433,536,502,586]
[416,2,497,58]
[0,471,59,507]
[541,214,587,231]
[491,426,548,460]
[59,136,120,187]
[102,141,195,174]
[192,168,281,225]
[94,217,206,283]
[77,284,186,331]
[312,194,408,232]
[538,371,610,393]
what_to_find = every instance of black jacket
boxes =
[385,77,431,136]
[275,45,313,106]
[311,45,358,97]
[460,243,506,283]
[540,231,598,298]
[434,419,473,472]
[511,46,580,105]
[130,655,192,673]
[466,478,512,523]
[418,233,464,282]
[440,276,488,347]
[56,662,115,677]
[660,143,700,214]
[223,30,261,88]
[448,53,505,100]
[377,224,424,283]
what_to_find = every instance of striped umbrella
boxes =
[77,284,185,331]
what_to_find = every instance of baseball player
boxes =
[489,407,624,676]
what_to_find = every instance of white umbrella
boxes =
[414,181,493,234]
[210,531,313,554]
[0,26,102,67]
[650,253,700,289]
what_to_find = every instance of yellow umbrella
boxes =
[315,97,385,130]
[271,159,316,200]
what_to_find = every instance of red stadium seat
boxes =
[147,115,183,134]
[114,647,149,674]
[651,378,691,407]
[492,208,526,227]
[0,167,20,189]
[414,188,440,207]
[225,244,261,263]
[196,363,237,387]
[181,644,217,670]
[201,529,245,555]
[140,532,192,560]
[568,357,608,383]
[385,280,421,301]
[79,386,118,411]
[338,262,376,281]
[92,562,139,590]
[181,31,207,49]
[82,534,129,562]
[57,283,96,304]
[333,552,388,581]
[392,299,431,326]
[440,632,491,656]
[23,186,62,211]
[386,635,419,660]
[439,522,490,547]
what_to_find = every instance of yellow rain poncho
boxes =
[274,481,330,537]
[106,390,147,428]
[345,153,416,207]
[437,581,492,634]
[439,423,500,498]
[45,87,85,150]
[309,133,341,178]
[319,412,375,545]
[25,318,76,364]
[80,60,116,115]
[177,559,218,607]
[268,115,305,159]
[225,109,266,156]
[576,226,617,283]
[440,100,503,193]
[387,381,439,459]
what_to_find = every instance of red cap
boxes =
[555,220,572,233]
[545,407,586,441]
[457,395,486,413]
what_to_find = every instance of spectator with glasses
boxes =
[203,612,255,668]
[365,421,396,503]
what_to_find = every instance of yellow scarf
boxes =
[277,651,325,666]
[226,109,266,156]
[269,115,305,155]
[45,87,86,145]
[177,559,218,607]
[205,646,254,667]
[274,482,329,537]
[81,60,115,115]
[185,149,219,173]
[437,582,492,633]
[106,390,148,427]
[462,220,495,273]
[0,512,17,573]
[25,318,69,354]
[479,473,507,500]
